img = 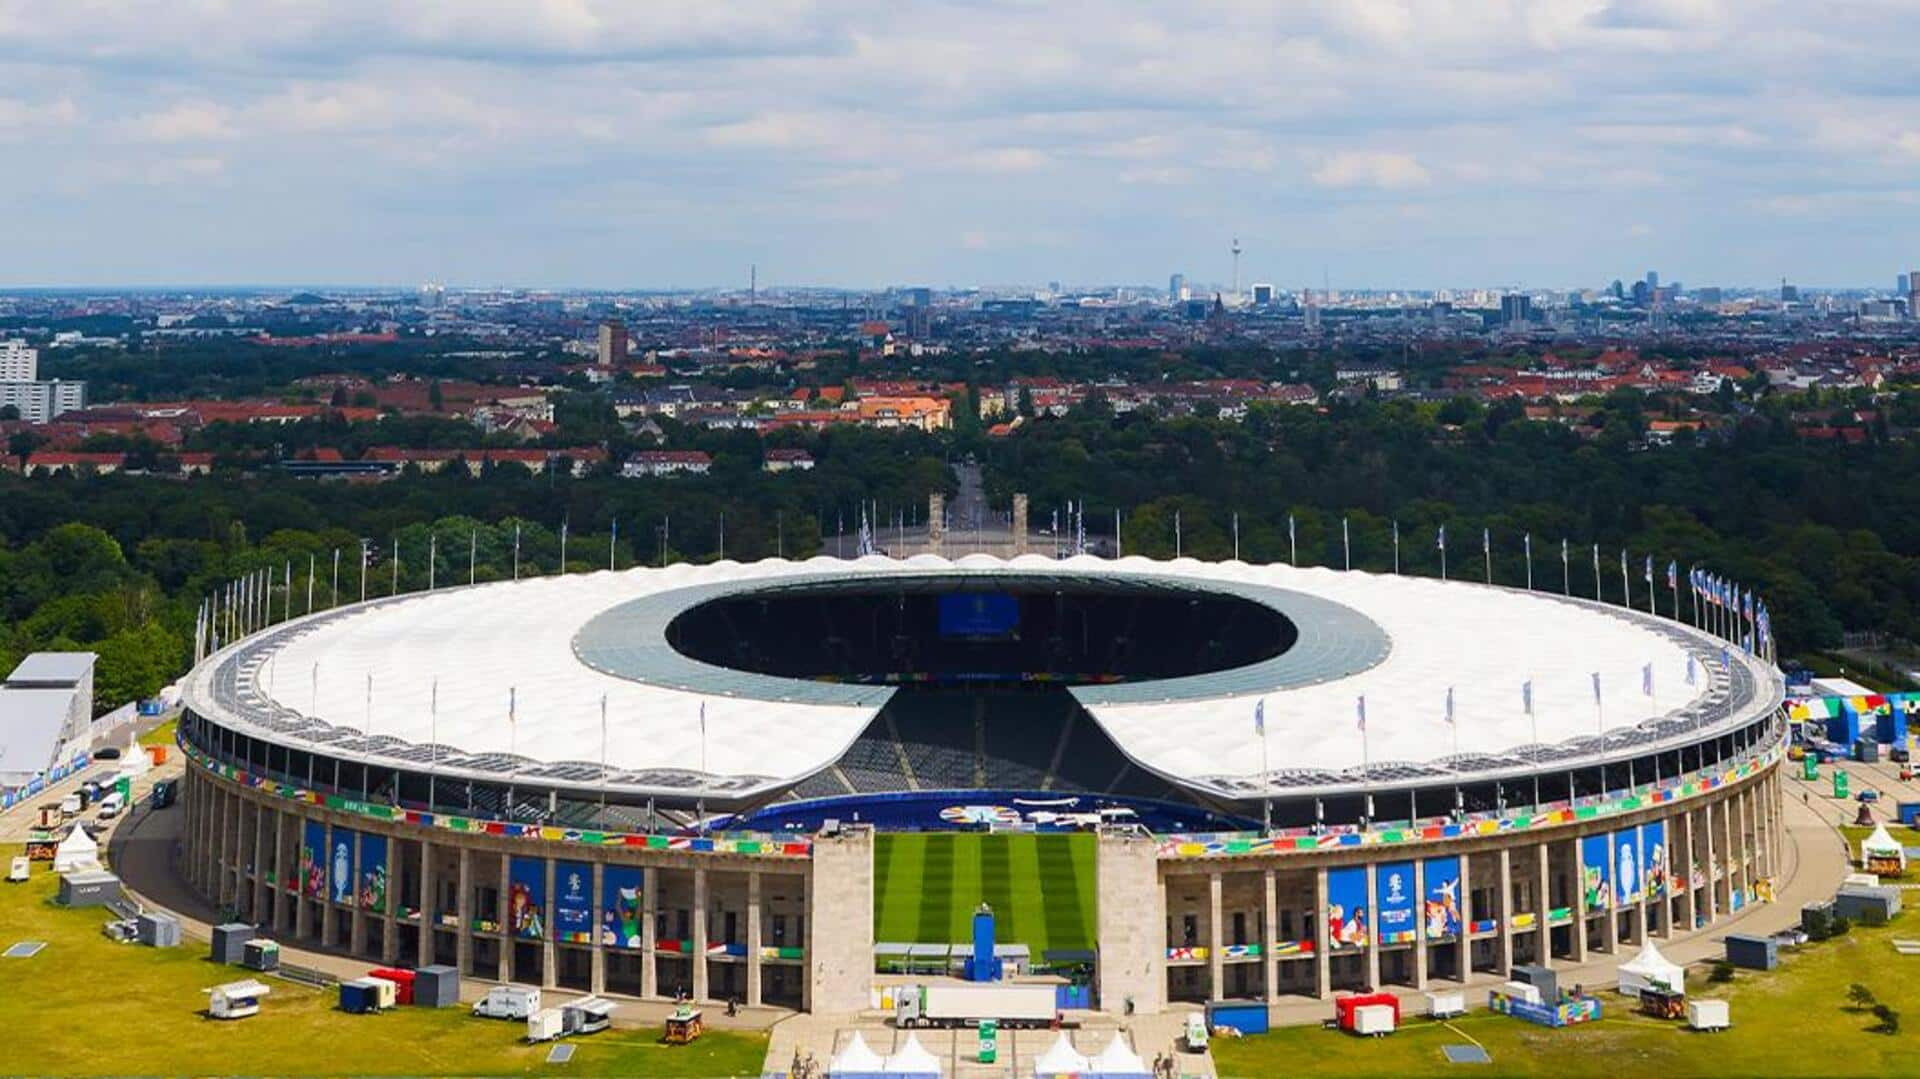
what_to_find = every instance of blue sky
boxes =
[3,0,1918,290]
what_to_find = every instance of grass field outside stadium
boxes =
[873,833,1097,955]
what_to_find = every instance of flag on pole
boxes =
[1356,695,1367,731]
[1521,680,1533,716]
[1591,671,1602,705]
[1253,698,1265,736]
[1444,686,1455,725]
[508,686,516,723]
[1482,527,1489,554]
[1643,554,1653,583]
[1667,560,1678,589]
[1436,524,1447,551]
[1641,662,1653,697]
[1686,655,1698,686]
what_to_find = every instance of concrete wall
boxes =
[806,825,875,1014]
[1096,831,1166,1016]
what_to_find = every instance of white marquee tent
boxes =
[1087,1032,1151,1079]
[829,1032,888,1079]
[1617,939,1686,997]
[1860,823,1907,872]
[882,1033,942,1077]
[1033,1033,1090,1078]
[53,824,100,873]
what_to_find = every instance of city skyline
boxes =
[4,2,1920,288]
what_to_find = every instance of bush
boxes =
[1709,960,1736,984]
[1831,914,1853,937]
[1848,983,1877,1009]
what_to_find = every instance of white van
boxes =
[96,793,125,819]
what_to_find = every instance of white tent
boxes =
[1088,1032,1150,1078]
[119,733,152,776]
[1033,1033,1090,1078]
[829,1032,888,1079]
[1861,823,1907,871]
[53,824,100,873]
[1617,939,1686,997]
[882,1033,943,1077]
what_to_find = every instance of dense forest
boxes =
[3,388,1914,712]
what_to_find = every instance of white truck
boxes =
[472,984,541,1020]
[893,984,1057,1029]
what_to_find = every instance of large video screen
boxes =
[937,593,1021,640]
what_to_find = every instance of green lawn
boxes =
[0,870,766,1077]
[138,717,177,747]
[1213,906,1920,1078]
[873,833,1096,954]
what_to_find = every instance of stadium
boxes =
[176,552,1787,1016]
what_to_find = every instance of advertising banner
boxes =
[601,865,645,949]
[1423,856,1463,940]
[1642,821,1669,900]
[359,833,388,911]
[1613,827,1642,906]
[554,861,594,944]
[300,820,327,898]
[1326,866,1369,949]
[1580,833,1611,912]
[329,827,355,905]
[1375,861,1417,945]
[508,857,547,939]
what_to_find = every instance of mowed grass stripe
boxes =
[873,835,927,942]
[980,833,1020,945]
[915,835,958,942]
[1034,834,1095,953]
[946,834,983,943]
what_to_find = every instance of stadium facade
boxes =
[177,554,1786,1014]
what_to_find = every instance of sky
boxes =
[3,0,1919,291]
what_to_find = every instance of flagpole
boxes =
[429,532,437,591]
[1524,534,1533,591]
[306,552,315,614]
[1561,539,1569,596]
[1392,520,1399,574]
[469,530,477,585]
[1233,512,1240,561]
[1483,528,1491,584]
[513,522,522,581]
[428,677,439,812]
[600,693,609,818]
[1288,515,1297,566]
[1343,517,1351,571]
[331,546,340,608]
[1257,699,1271,834]
[506,686,518,821]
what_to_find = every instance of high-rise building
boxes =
[906,287,932,308]
[1169,273,1186,303]
[1500,293,1533,325]
[1908,269,1920,320]
[1897,273,1909,297]
[0,339,36,382]
[1780,279,1799,303]
[597,320,628,368]
[1251,283,1274,306]
[0,379,84,423]
[1646,270,1658,289]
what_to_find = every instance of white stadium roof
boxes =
[183,554,1780,802]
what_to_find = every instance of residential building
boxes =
[0,379,86,423]
[622,450,713,478]
[763,448,816,473]
[0,339,36,381]
[598,320,629,368]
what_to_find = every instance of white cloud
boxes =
[1312,151,1431,190]
[132,102,233,142]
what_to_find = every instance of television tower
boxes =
[1230,237,1242,302]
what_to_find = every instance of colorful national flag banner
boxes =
[1253,698,1265,736]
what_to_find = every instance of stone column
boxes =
[1700,805,1720,923]
[496,853,511,982]
[455,847,473,975]
[251,800,269,921]
[212,785,230,908]
[418,839,436,966]
[271,808,288,931]
[320,822,337,946]
[1412,859,1429,990]
[542,859,558,989]
[1011,494,1029,556]
[1261,868,1279,1004]
[927,493,945,557]
[1497,849,1515,975]
[1457,854,1473,986]
[381,835,399,965]
[1675,809,1695,932]
[641,865,660,999]
[691,867,710,1001]
[350,832,367,956]
[1573,839,1590,963]
[1535,842,1552,969]
[1364,867,1380,990]
[1206,872,1224,1001]
[747,870,764,1007]
[1313,867,1332,999]
[295,813,314,940]
[807,827,879,1015]
[590,861,607,995]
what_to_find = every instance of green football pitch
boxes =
[873,833,1098,954]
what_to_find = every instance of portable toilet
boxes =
[1834,770,1851,800]
[137,911,182,947]
[242,939,280,972]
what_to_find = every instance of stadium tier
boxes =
[176,553,1788,1015]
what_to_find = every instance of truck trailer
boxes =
[893,984,1058,1029]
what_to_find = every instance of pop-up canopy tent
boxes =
[882,1033,942,1077]
[1861,823,1907,873]
[829,1032,888,1079]
[1087,1032,1151,1079]
[1033,1033,1090,1078]
[53,824,100,873]
[1617,940,1686,997]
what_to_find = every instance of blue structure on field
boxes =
[969,904,1002,982]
